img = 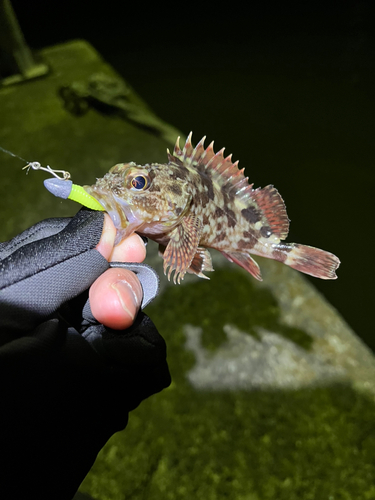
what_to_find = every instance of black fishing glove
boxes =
[0,209,171,500]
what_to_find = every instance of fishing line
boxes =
[0,144,71,179]
[0,145,30,163]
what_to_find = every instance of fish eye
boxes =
[130,175,148,191]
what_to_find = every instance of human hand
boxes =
[0,209,158,335]
[90,213,146,330]
[0,209,170,500]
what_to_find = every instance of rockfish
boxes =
[85,133,340,283]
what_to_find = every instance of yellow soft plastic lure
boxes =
[44,178,105,211]
[68,183,105,211]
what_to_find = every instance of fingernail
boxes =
[112,278,142,319]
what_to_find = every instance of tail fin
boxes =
[272,243,340,280]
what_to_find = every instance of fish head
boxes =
[85,162,192,240]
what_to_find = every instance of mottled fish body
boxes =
[85,133,340,283]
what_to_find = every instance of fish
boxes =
[85,133,340,284]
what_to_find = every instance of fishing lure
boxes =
[42,176,105,212]
[0,146,103,211]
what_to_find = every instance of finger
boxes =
[95,214,146,263]
[89,268,143,330]
[110,233,146,263]
[95,214,116,261]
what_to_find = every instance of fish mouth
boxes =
[84,185,141,234]
[84,184,184,243]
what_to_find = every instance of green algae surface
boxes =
[151,268,313,352]
[82,384,375,500]
[80,270,375,500]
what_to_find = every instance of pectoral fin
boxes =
[163,215,202,283]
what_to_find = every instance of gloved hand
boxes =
[0,209,171,500]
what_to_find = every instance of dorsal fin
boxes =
[250,185,289,239]
[168,133,289,239]
[170,133,253,199]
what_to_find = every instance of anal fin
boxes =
[221,251,263,281]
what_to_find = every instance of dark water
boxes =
[10,2,375,348]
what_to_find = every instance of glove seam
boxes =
[3,225,51,252]
[0,218,71,255]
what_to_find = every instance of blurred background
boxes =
[4,1,375,348]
